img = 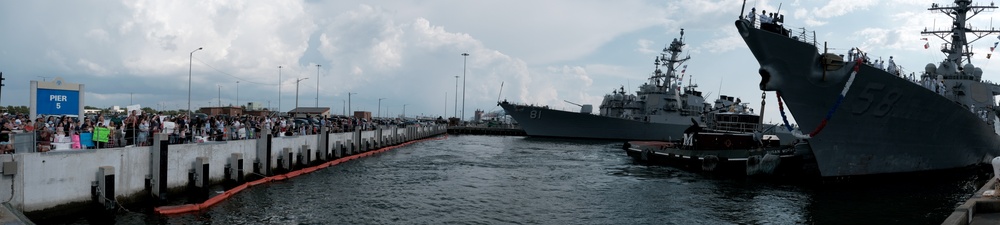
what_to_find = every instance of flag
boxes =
[993,42,999,52]
[681,65,687,73]
[920,38,928,41]
[924,42,929,49]
[989,53,993,59]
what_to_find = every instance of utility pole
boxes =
[296,77,309,108]
[0,72,5,107]
[461,53,469,121]
[316,64,321,107]
[278,66,282,114]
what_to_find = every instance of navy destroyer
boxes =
[500,30,713,141]
[734,0,1000,176]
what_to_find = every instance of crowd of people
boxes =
[0,111,438,153]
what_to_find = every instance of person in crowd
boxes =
[138,117,149,146]
[162,117,177,144]
[36,118,52,152]
[0,121,13,154]
[124,110,137,146]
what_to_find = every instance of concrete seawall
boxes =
[0,124,446,217]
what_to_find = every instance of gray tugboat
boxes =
[623,96,800,176]
[734,0,1000,177]
[501,29,783,142]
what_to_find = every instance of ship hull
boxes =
[736,20,1000,177]
[499,102,693,141]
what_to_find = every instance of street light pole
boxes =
[188,47,203,120]
[378,98,386,118]
[218,85,221,107]
[278,66,282,114]
[342,99,346,116]
[461,52,469,121]
[236,81,240,108]
[348,92,357,117]
[454,75,459,118]
[296,77,309,109]
[316,64,321,107]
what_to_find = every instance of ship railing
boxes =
[788,26,818,47]
[709,121,762,133]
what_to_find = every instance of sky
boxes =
[0,0,995,123]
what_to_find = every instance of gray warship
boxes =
[735,0,1000,177]
[500,30,709,141]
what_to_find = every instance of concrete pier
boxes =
[0,124,446,220]
[943,178,1000,225]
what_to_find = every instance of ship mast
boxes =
[653,29,690,92]
[921,0,1000,66]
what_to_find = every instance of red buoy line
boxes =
[154,134,449,215]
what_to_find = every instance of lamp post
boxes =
[188,47,203,120]
[454,75,459,118]
[278,66,282,114]
[236,81,240,108]
[217,85,222,107]
[378,98,386,118]
[316,64,321,107]
[342,99,346,116]
[295,77,309,108]
[461,52,469,121]
[348,92,357,117]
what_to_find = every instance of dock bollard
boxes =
[256,132,273,176]
[194,157,209,189]
[228,153,244,184]
[151,133,169,200]
[347,139,355,155]
[282,147,293,171]
[96,166,116,210]
[335,141,343,158]
[301,145,311,166]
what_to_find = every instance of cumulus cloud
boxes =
[0,0,972,123]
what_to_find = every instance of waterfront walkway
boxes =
[0,124,446,222]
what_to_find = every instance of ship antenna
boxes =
[496,81,504,104]
[717,76,724,100]
[739,0,747,20]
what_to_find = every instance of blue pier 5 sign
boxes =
[36,88,80,115]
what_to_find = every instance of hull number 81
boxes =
[530,110,542,119]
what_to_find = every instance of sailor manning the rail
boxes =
[887,56,897,75]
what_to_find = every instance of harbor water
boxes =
[58,135,986,224]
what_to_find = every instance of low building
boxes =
[354,111,371,120]
[199,106,243,116]
[289,107,330,118]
